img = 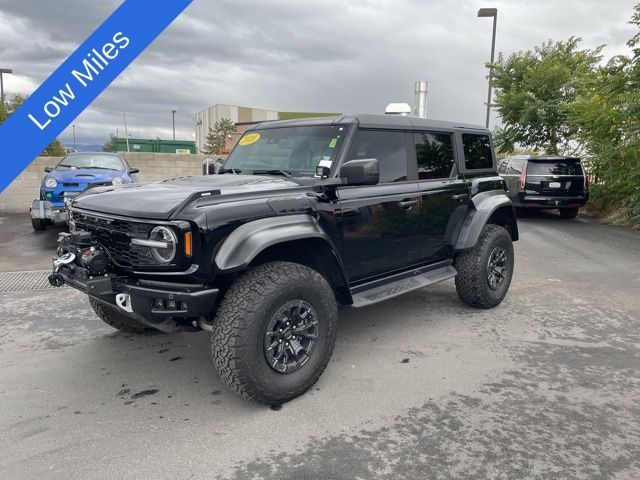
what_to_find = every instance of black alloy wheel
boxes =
[264,300,319,374]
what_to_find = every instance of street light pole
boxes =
[171,109,176,140]
[477,8,498,129]
[0,68,13,112]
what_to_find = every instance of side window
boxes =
[413,132,455,179]
[507,159,524,175]
[348,130,408,183]
[462,134,493,170]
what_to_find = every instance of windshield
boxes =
[528,160,583,176]
[57,154,125,171]
[224,125,347,176]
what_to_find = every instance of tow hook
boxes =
[115,293,133,313]
[48,252,76,287]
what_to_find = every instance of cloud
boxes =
[0,0,637,146]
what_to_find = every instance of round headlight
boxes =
[148,226,177,264]
[111,177,124,185]
[44,177,57,188]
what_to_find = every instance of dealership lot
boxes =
[0,212,639,480]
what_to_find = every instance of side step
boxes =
[350,265,457,308]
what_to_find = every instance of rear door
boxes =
[525,159,586,197]
[338,129,423,282]
[412,131,470,262]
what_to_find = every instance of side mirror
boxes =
[129,168,140,174]
[339,158,379,186]
[44,166,53,173]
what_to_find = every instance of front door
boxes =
[338,129,423,282]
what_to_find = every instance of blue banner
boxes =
[0,0,193,193]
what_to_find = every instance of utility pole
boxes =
[478,8,498,129]
[123,112,130,152]
[0,68,13,112]
[72,124,76,150]
[171,109,176,140]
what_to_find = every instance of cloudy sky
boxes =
[0,0,637,147]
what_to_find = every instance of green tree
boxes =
[102,132,117,152]
[490,38,602,154]
[202,118,235,155]
[569,4,640,224]
[0,93,68,156]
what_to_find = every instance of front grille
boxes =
[72,210,156,267]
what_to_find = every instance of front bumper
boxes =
[56,264,218,331]
[31,200,67,221]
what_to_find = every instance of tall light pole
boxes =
[72,124,76,150]
[171,109,176,140]
[0,68,13,111]
[478,8,497,129]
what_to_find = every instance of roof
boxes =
[250,114,487,132]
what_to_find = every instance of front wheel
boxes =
[31,218,47,231]
[89,297,155,334]
[211,261,338,405]
[454,224,514,309]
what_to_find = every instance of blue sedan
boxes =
[31,152,139,231]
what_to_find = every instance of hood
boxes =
[47,168,125,184]
[72,174,305,219]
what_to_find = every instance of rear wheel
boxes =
[211,261,338,405]
[31,218,47,231]
[454,224,514,309]
[89,297,155,334]
[559,208,579,219]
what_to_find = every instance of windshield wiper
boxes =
[251,169,293,178]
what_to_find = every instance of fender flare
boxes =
[215,214,338,272]
[454,191,517,251]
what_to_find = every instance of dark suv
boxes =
[50,114,518,404]
[497,155,589,219]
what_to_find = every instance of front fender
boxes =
[454,191,517,250]
[215,214,334,271]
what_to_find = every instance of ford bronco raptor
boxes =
[50,115,518,404]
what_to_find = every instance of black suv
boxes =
[50,115,518,404]
[497,155,589,219]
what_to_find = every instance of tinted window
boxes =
[527,160,583,176]
[348,130,407,183]
[462,134,493,170]
[413,132,454,179]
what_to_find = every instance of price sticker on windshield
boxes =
[239,133,261,146]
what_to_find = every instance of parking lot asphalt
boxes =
[0,211,639,480]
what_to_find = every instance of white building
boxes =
[195,104,278,153]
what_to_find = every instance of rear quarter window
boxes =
[462,134,493,170]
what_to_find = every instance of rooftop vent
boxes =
[385,103,412,116]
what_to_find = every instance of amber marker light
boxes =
[184,231,192,257]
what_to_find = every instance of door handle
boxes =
[398,199,419,208]
[451,193,469,201]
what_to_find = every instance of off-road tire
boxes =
[211,261,338,405]
[89,296,155,334]
[454,224,514,309]
[31,218,47,231]
[559,208,579,219]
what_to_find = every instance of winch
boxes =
[49,230,109,287]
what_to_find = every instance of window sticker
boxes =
[318,159,332,168]
[329,138,338,148]
[239,133,261,146]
